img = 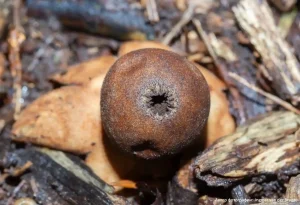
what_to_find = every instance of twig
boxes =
[145,0,159,23]
[162,3,194,45]
[8,0,25,120]
[0,161,32,185]
[27,36,54,71]
[6,180,26,205]
[192,19,218,63]
[229,72,300,115]
[192,18,247,123]
[111,180,137,189]
[10,161,33,177]
[30,177,38,197]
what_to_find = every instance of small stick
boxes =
[110,180,137,189]
[146,0,159,23]
[27,36,54,71]
[30,177,38,197]
[8,0,25,120]
[162,4,194,45]
[10,161,33,177]
[192,18,247,123]
[192,19,218,62]
[0,161,32,185]
[6,180,26,205]
[229,72,300,115]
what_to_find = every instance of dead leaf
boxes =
[50,55,116,85]
[85,142,136,187]
[12,85,101,154]
[196,65,236,147]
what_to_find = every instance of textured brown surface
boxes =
[117,41,235,148]
[101,48,210,159]
[194,111,300,187]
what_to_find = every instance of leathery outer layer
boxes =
[101,49,210,159]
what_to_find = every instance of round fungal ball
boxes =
[101,48,210,159]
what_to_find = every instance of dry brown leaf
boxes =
[12,53,112,153]
[12,85,101,154]
[118,41,171,56]
[85,141,136,186]
[13,74,136,184]
[50,55,116,85]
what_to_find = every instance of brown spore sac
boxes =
[101,48,210,159]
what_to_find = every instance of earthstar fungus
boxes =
[101,49,210,159]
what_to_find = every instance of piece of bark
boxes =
[233,0,300,104]
[26,0,154,41]
[194,2,267,125]
[194,111,300,188]
[167,160,198,205]
[3,148,129,205]
[50,55,116,85]
[285,174,300,200]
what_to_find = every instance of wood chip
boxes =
[233,0,300,103]
[194,111,300,187]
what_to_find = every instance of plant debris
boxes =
[0,0,299,204]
